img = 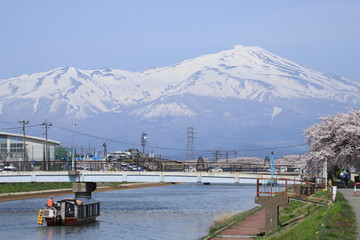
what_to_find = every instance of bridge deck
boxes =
[0,171,301,184]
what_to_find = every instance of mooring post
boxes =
[255,195,289,233]
[73,182,97,199]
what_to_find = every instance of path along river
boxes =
[0,183,258,240]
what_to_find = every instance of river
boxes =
[0,183,258,240]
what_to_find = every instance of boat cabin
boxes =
[57,198,100,219]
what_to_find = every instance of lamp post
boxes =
[270,151,275,179]
[71,123,77,171]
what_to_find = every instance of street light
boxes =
[270,151,274,179]
[71,123,77,171]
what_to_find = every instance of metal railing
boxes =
[256,178,334,204]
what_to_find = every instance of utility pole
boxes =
[71,123,77,171]
[213,150,219,162]
[19,120,29,161]
[42,120,52,171]
[186,124,195,160]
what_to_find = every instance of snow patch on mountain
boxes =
[272,107,282,119]
[131,103,197,119]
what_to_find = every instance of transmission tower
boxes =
[103,142,107,161]
[186,124,195,160]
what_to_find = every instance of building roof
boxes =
[0,132,60,145]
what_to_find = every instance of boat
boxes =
[38,198,100,226]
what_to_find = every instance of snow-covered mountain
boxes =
[1,45,359,158]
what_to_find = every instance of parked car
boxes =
[3,165,16,172]
[129,164,138,171]
[208,167,223,172]
[184,167,197,172]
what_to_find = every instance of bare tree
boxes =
[0,152,10,162]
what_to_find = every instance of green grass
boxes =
[260,191,356,240]
[0,182,73,193]
[200,189,356,240]
[279,196,322,224]
[0,182,144,193]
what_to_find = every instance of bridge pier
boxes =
[72,182,97,199]
[255,195,289,233]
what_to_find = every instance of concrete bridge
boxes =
[0,170,301,198]
[0,170,301,184]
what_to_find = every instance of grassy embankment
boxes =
[202,190,356,240]
[0,182,73,193]
[262,191,356,240]
[0,182,133,193]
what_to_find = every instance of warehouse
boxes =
[0,132,60,162]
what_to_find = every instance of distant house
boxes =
[109,151,133,161]
[0,132,60,162]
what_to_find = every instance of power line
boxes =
[0,120,18,124]
[1,122,307,155]
[52,124,307,154]
[0,124,42,131]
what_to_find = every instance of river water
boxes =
[0,183,258,240]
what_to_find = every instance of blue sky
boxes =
[1,0,359,82]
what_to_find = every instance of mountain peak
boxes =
[0,45,359,156]
[232,44,262,51]
[0,45,359,120]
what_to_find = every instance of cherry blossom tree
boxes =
[304,110,360,173]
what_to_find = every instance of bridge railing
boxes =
[0,160,301,174]
[256,178,334,204]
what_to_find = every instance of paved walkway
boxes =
[210,207,266,240]
[338,188,360,240]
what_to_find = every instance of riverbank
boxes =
[202,191,356,240]
[0,182,172,202]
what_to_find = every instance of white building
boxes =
[0,132,60,162]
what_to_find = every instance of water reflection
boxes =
[37,222,101,240]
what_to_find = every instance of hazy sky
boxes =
[1,0,359,82]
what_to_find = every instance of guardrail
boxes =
[256,178,335,204]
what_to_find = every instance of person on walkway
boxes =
[342,170,349,188]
